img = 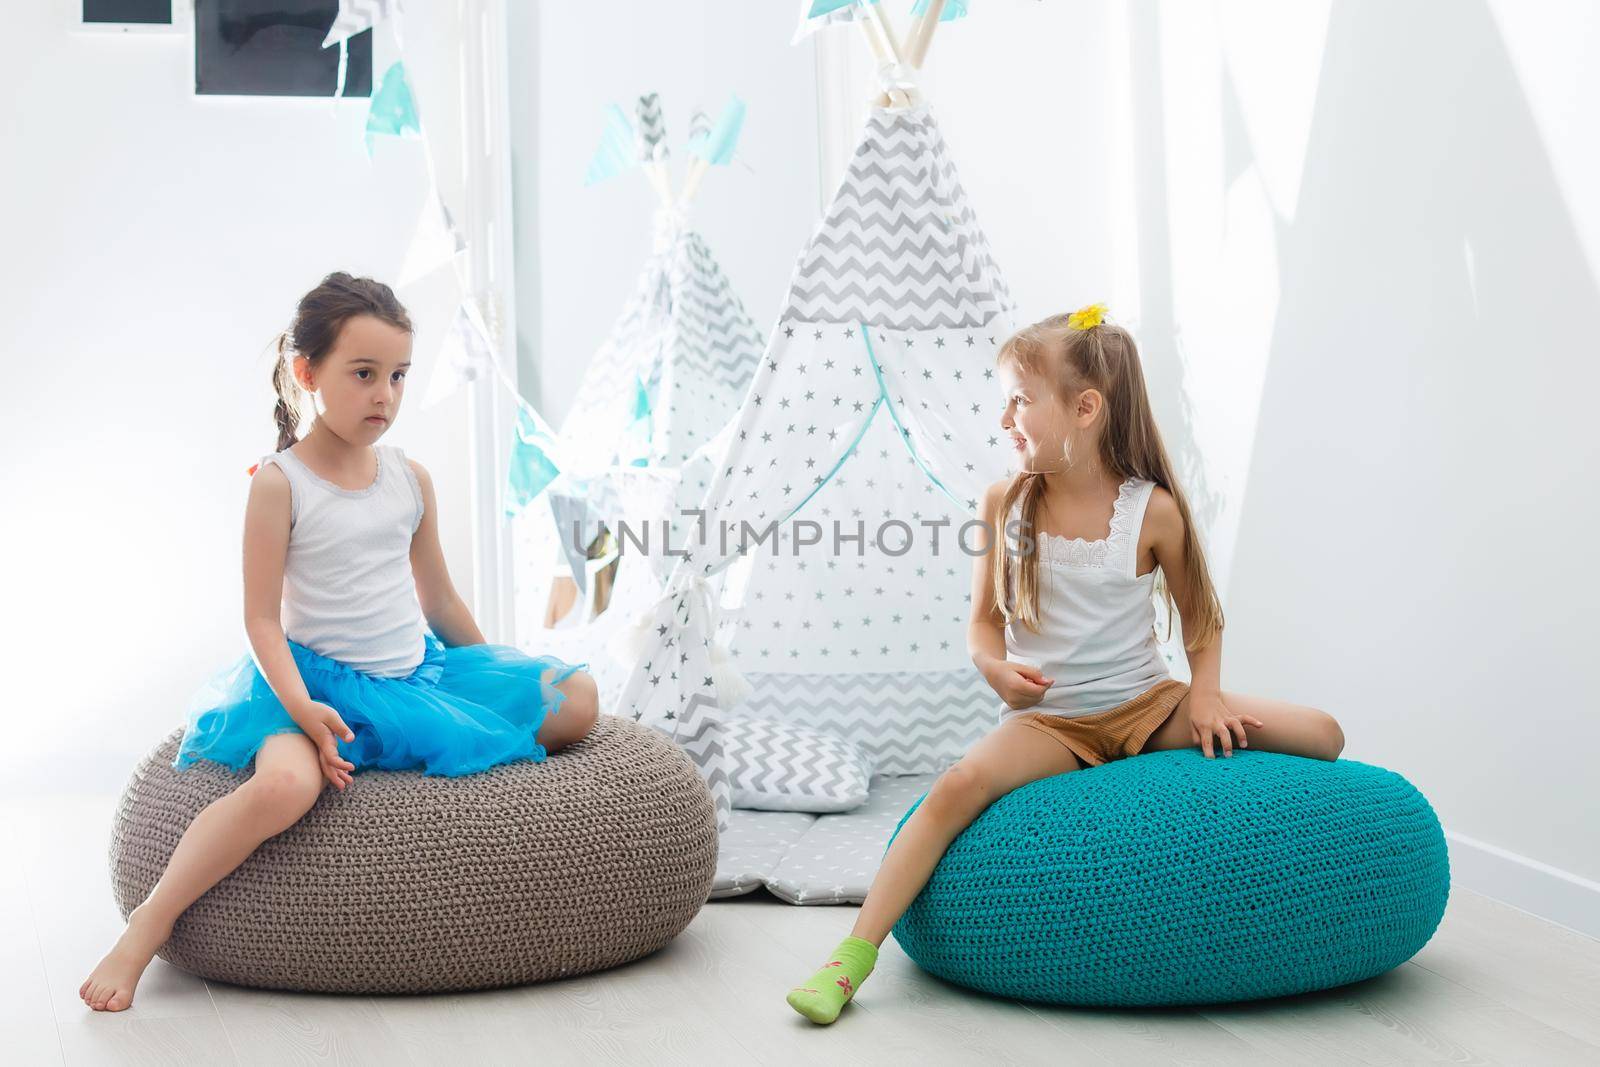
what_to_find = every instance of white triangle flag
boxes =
[322,0,403,49]
[399,192,466,287]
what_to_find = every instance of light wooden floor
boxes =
[4,795,1596,1066]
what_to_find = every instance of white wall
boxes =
[517,2,821,426]
[894,0,1598,934]
[0,3,478,794]
[1194,0,1600,934]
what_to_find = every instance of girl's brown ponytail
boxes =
[270,330,302,453]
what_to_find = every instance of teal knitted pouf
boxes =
[888,749,1449,1007]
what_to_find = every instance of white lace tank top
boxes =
[257,444,426,678]
[1001,477,1170,718]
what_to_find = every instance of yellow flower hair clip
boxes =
[1067,303,1108,330]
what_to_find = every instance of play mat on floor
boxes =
[711,774,937,904]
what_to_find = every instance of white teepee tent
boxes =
[615,1,1016,826]
[546,206,766,595]
[513,93,764,708]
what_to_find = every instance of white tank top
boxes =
[257,444,426,678]
[1001,477,1171,718]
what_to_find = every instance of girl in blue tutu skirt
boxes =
[81,273,598,1012]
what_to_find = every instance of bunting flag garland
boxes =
[806,0,876,20]
[322,0,403,48]
[584,103,640,186]
[910,0,967,21]
[506,400,563,517]
[399,192,468,286]
[793,0,878,42]
[795,0,967,43]
[364,61,421,154]
[419,301,490,410]
[685,96,746,167]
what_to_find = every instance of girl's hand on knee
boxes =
[293,700,356,790]
[1187,693,1263,759]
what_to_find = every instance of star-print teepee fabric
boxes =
[552,207,765,586]
[616,103,1016,827]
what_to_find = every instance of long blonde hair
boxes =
[988,313,1224,652]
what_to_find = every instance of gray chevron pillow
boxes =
[724,718,875,813]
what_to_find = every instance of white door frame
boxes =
[459,0,518,643]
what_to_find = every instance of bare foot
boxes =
[79,908,172,1012]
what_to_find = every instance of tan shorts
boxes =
[1012,679,1191,767]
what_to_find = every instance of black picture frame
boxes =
[195,0,373,98]
[83,0,174,24]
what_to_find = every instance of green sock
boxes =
[785,935,879,1025]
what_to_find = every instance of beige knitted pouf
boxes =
[109,714,717,994]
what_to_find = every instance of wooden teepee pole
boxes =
[636,94,675,207]
[906,0,948,69]
[643,159,674,207]
[680,157,710,206]
[857,1,915,107]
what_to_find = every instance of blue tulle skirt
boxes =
[174,632,589,776]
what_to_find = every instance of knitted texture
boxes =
[889,749,1449,1006]
[110,715,718,994]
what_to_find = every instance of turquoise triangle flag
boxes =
[505,399,562,515]
[808,0,875,16]
[365,62,421,155]
[687,96,746,166]
[618,375,653,467]
[584,103,639,185]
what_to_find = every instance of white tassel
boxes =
[708,637,751,708]
[605,604,657,671]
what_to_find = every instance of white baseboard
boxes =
[1445,828,1600,940]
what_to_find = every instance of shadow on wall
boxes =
[1219,1,1598,874]
[1125,0,1225,558]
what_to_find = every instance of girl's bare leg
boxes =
[787,718,1083,1023]
[79,731,325,1012]
[850,717,1085,945]
[536,669,600,753]
[1139,690,1345,761]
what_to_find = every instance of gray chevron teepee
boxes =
[615,92,1018,827]
[546,93,765,609]
[521,92,764,719]
[556,208,764,487]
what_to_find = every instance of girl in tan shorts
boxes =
[786,305,1347,1025]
